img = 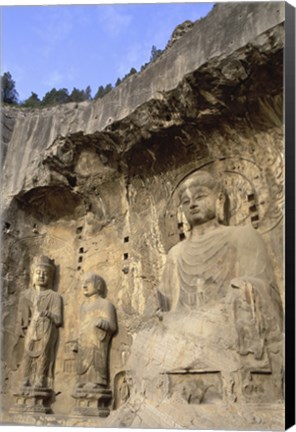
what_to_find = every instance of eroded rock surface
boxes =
[1,2,285,429]
[165,20,194,50]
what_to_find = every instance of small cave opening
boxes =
[66,175,77,188]
[247,193,255,202]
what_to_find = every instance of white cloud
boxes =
[42,65,77,89]
[96,5,133,38]
[32,8,75,58]
[43,70,64,88]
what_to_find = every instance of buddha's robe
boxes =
[17,287,62,385]
[158,224,282,368]
[77,297,117,386]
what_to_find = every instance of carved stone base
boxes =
[11,387,53,414]
[72,388,112,417]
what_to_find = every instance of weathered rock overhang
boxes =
[2,2,284,215]
[0,3,286,426]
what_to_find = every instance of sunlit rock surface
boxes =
[1,2,285,429]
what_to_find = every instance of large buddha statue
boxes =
[156,171,283,402]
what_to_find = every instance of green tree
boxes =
[69,87,86,102]
[84,85,92,100]
[22,92,41,108]
[104,83,113,95]
[94,83,113,100]
[1,72,19,104]
[150,45,163,62]
[140,62,149,72]
[115,78,122,87]
[42,88,70,106]
[69,86,92,102]
[94,85,105,99]
[121,67,137,84]
[129,67,137,75]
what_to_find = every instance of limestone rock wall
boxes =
[1,2,285,428]
[1,2,284,203]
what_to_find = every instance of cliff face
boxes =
[1,2,285,428]
[2,2,284,203]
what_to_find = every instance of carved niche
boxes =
[157,169,283,404]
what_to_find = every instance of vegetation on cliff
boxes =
[1,45,164,109]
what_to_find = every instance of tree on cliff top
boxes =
[22,92,41,108]
[150,45,163,62]
[69,85,92,102]
[94,83,113,100]
[1,72,19,104]
[42,87,70,106]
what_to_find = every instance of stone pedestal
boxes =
[72,387,112,417]
[11,387,53,414]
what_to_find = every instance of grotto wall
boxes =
[1,2,285,429]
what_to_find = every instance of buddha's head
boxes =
[178,171,226,227]
[82,273,106,298]
[32,255,55,290]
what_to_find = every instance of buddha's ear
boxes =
[177,206,183,225]
[177,207,191,232]
[216,192,227,224]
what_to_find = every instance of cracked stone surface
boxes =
[1,2,285,429]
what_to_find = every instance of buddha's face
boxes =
[33,265,51,288]
[180,181,218,226]
[82,276,100,297]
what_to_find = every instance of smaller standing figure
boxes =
[71,273,117,417]
[74,273,117,389]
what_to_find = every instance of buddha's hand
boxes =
[19,325,27,338]
[39,310,52,320]
[155,307,164,321]
[96,318,109,331]
[230,277,252,290]
[69,341,78,352]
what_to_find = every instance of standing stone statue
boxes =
[72,273,117,417]
[157,170,283,402]
[12,255,62,413]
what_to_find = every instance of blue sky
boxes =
[2,3,214,102]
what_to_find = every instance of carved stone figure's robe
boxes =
[77,297,117,386]
[158,224,282,373]
[17,287,63,384]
